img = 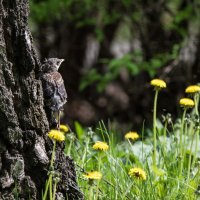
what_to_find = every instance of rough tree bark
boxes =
[0,0,83,199]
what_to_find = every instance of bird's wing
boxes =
[41,72,67,101]
[41,73,56,99]
[51,72,67,102]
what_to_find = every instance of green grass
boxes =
[65,118,199,200]
[44,83,200,200]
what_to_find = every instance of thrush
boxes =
[40,58,67,128]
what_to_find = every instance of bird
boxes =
[40,58,67,128]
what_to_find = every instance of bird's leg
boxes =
[45,108,57,129]
[57,110,61,131]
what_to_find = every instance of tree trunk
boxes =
[0,0,83,199]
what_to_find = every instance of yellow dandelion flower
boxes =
[150,79,166,89]
[125,131,139,141]
[48,130,65,142]
[185,85,200,94]
[60,124,69,133]
[83,171,102,180]
[93,141,109,151]
[129,167,147,181]
[179,98,195,108]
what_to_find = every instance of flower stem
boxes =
[95,153,102,200]
[163,120,167,156]
[95,180,100,200]
[88,185,93,200]
[191,94,200,169]
[81,137,89,168]
[179,108,186,177]
[43,173,52,200]
[49,175,53,200]
[67,140,72,156]
[191,130,199,170]
[43,141,56,200]
[194,94,199,116]
[153,89,159,166]
[50,141,56,168]
[180,109,186,155]
[187,131,195,182]
[52,181,58,200]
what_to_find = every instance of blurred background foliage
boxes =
[30,0,200,131]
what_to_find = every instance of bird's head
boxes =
[42,58,65,72]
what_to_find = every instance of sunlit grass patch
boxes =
[70,81,200,199]
[43,81,200,200]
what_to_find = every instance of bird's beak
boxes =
[59,59,65,66]
[57,59,65,70]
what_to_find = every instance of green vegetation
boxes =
[44,81,200,199]
[80,46,180,92]
[30,0,200,93]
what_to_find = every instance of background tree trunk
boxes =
[0,0,83,199]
